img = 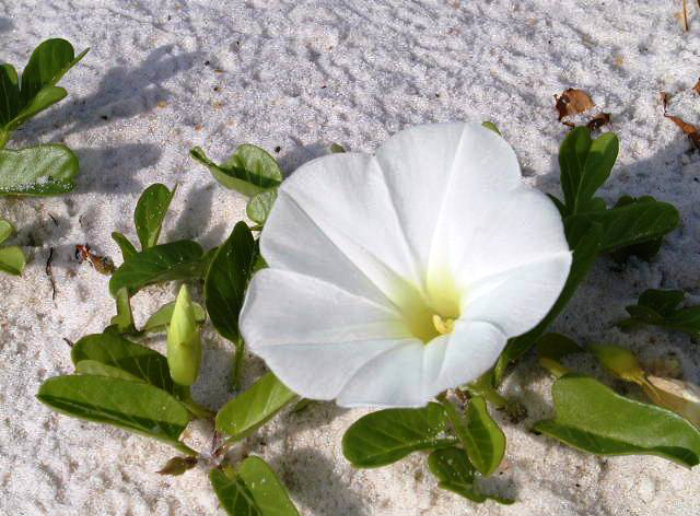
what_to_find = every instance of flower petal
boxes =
[240,268,415,400]
[461,252,572,337]
[336,320,507,408]
[261,152,423,309]
[375,122,522,273]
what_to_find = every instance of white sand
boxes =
[1,0,699,514]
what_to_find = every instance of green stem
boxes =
[465,371,507,409]
[232,336,245,391]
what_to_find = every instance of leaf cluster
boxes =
[38,181,298,514]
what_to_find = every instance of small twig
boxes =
[63,338,74,348]
[45,247,57,300]
[682,0,689,31]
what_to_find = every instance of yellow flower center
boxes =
[432,314,455,335]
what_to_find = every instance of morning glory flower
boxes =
[240,122,572,408]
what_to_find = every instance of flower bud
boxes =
[167,285,202,386]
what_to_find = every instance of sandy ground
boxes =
[1,1,699,514]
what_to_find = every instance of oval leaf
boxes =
[0,144,78,196]
[109,240,204,296]
[215,373,296,441]
[534,374,700,467]
[134,183,176,249]
[237,456,300,516]
[428,447,513,504]
[38,375,192,451]
[0,246,26,276]
[210,468,261,516]
[441,397,505,476]
[71,332,176,394]
[205,222,256,342]
[143,300,206,333]
[247,188,278,224]
[342,402,448,468]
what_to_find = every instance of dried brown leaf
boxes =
[586,112,611,131]
[157,456,198,476]
[555,88,596,120]
[662,87,700,150]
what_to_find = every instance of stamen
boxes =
[432,314,455,335]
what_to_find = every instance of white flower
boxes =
[240,122,572,408]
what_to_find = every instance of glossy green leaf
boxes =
[247,188,278,224]
[330,142,346,153]
[559,128,618,215]
[210,468,260,516]
[37,375,193,453]
[534,374,700,466]
[134,183,176,249]
[8,86,67,131]
[428,447,513,505]
[71,332,176,394]
[342,402,448,468]
[0,144,78,195]
[74,360,145,382]
[143,300,206,334]
[441,397,505,476]
[109,240,204,296]
[167,285,202,387]
[237,456,300,516]
[191,145,282,197]
[215,373,296,441]
[609,196,664,261]
[205,222,256,342]
[0,246,26,275]
[621,289,700,338]
[586,199,679,254]
[0,64,20,128]
[19,39,88,108]
[112,231,138,261]
[495,221,602,383]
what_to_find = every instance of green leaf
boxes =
[190,145,282,197]
[247,188,278,224]
[0,144,78,195]
[210,468,261,516]
[330,142,346,153]
[75,360,145,382]
[109,287,137,334]
[71,332,177,394]
[586,199,679,254]
[495,221,602,383]
[8,86,67,131]
[237,456,300,516]
[440,397,505,476]
[609,196,665,261]
[37,375,193,454]
[19,39,88,107]
[215,373,296,441]
[134,183,176,250]
[342,402,449,468]
[559,128,618,215]
[428,447,513,505]
[536,333,583,361]
[108,240,204,296]
[621,289,700,338]
[143,300,206,334]
[167,285,202,387]
[112,232,138,261]
[205,222,256,342]
[534,374,700,467]
[0,246,26,275]
[481,121,501,135]
[0,218,14,244]
[0,64,20,127]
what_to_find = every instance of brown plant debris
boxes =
[662,88,700,150]
[75,244,115,275]
[555,88,596,121]
[586,112,612,131]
